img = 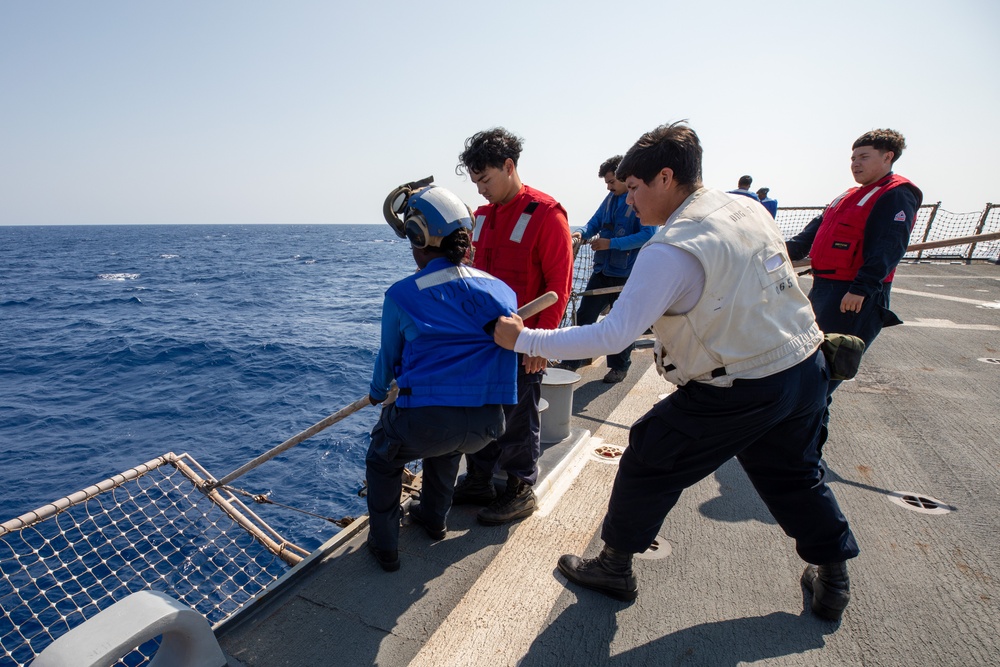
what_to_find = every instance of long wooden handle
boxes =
[905,231,1000,252]
[209,394,374,489]
[517,291,559,320]
[211,292,562,490]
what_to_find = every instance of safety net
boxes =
[0,453,308,667]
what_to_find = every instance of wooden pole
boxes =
[210,395,373,490]
[209,291,561,491]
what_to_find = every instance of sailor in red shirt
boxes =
[453,127,573,524]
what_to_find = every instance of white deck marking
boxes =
[904,318,1000,331]
[891,287,999,307]
[407,364,669,667]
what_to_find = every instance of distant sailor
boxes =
[365,182,518,572]
[756,187,778,218]
[494,122,860,621]
[559,155,655,383]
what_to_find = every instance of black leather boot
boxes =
[477,477,537,525]
[408,503,446,540]
[557,545,638,601]
[801,561,851,621]
[366,533,400,573]
[453,464,497,506]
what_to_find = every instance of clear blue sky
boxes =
[2,1,997,226]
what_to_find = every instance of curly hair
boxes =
[853,129,906,164]
[599,155,623,178]
[456,127,524,175]
[616,121,702,191]
[437,227,472,265]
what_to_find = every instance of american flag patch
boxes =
[894,210,907,222]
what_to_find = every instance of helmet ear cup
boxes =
[403,213,431,249]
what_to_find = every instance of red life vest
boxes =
[810,173,919,283]
[471,185,571,329]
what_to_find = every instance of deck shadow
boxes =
[218,505,516,666]
[519,601,834,666]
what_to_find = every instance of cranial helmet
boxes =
[383,177,473,248]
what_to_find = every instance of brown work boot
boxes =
[453,465,497,506]
[557,545,638,601]
[801,561,851,621]
[477,477,536,525]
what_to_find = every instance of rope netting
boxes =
[561,241,593,328]
[0,453,306,667]
[908,204,1000,261]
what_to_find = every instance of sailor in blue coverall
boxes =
[563,156,655,383]
[365,183,518,571]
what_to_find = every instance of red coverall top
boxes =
[471,184,573,330]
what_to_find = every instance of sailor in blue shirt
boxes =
[756,187,778,218]
[365,182,518,572]
[561,156,655,383]
[728,174,760,201]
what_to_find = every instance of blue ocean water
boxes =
[0,224,414,552]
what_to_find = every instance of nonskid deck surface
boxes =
[217,262,1000,667]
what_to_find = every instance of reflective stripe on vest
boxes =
[473,215,486,242]
[509,202,539,243]
[415,265,497,290]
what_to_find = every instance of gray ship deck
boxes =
[216,262,1000,666]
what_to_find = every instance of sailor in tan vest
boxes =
[493,121,860,621]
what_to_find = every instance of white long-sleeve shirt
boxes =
[514,242,706,359]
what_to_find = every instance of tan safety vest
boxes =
[648,189,822,387]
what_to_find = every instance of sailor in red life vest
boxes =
[786,129,922,371]
[452,127,574,525]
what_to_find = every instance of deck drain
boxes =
[590,444,625,463]
[978,358,1000,365]
[635,536,672,561]
[887,491,954,515]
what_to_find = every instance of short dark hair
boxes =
[853,129,906,164]
[457,127,524,175]
[616,121,702,191]
[599,155,623,178]
[738,175,753,189]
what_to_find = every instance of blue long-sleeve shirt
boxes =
[578,192,656,277]
[786,181,920,298]
[369,290,414,402]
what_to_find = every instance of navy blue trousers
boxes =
[809,277,904,455]
[563,272,633,372]
[808,277,900,351]
[601,350,859,566]
[466,362,542,485]
[366,403,505,551]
